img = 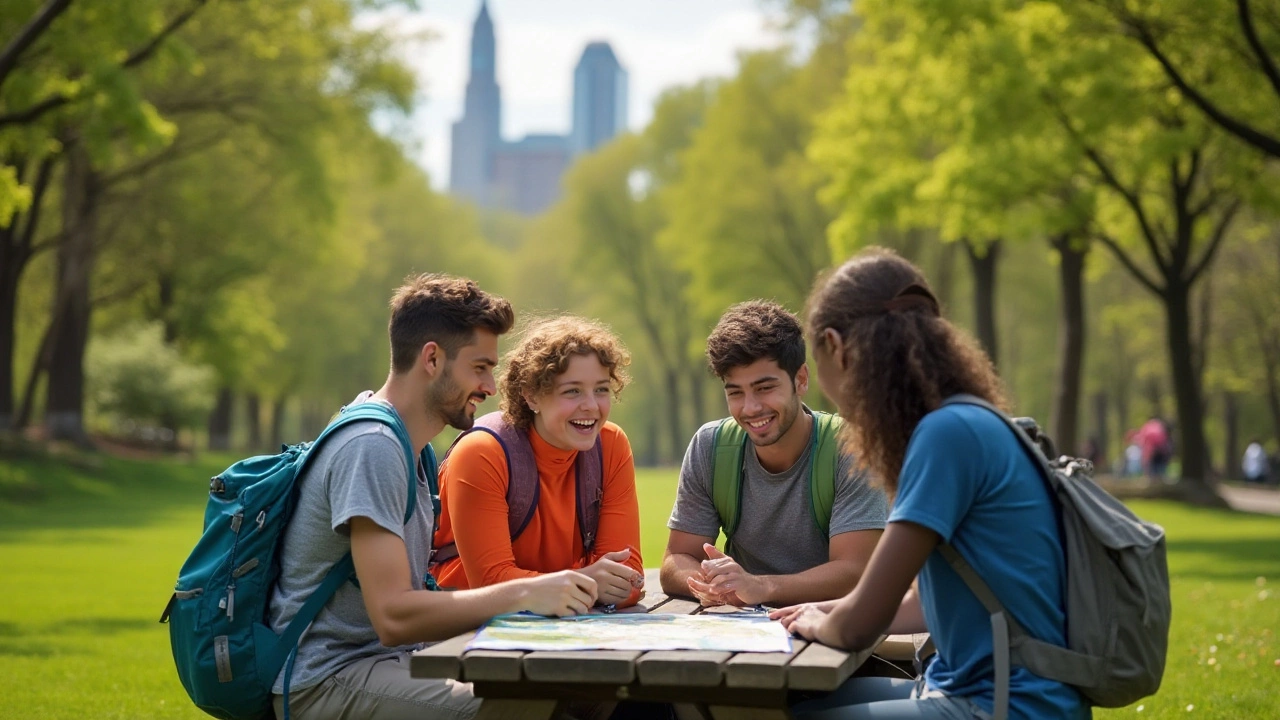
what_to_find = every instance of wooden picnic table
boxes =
[411,570,921,719]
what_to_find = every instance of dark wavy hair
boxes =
[805,247,1007,493]
[499,316,632,430]
[706,300,806,382]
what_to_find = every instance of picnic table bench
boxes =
[411,570,926,719]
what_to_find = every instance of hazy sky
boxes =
[367,1,790,189]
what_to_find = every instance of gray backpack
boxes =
[939,396,1170,719]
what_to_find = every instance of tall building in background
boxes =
[571,42,629,156]
[450,1,501,206]
[449,3,628,215]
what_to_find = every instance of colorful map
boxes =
[466,612,794,653]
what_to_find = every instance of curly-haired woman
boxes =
[772,248,1088,719]
[432,316,645,609]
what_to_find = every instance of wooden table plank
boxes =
[724,639,807,689]
[636,650,732,686]
[523,650,641,684]
[463,650,525,682]
[409,632,475,679]
[654,597,701,615]
[787,639,879,691]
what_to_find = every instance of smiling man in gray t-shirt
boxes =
[662,301,887,607]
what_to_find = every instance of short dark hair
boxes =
[388,274,515,373]
[706,300,806,381]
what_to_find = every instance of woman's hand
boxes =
[580,548,642,605]
[770,601,840,643]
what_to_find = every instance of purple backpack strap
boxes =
[575,437,604,554]
[433,412,540,566]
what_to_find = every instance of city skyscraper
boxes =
[571,42,629,156]
[450,2,628,215]
[450,1,501,206]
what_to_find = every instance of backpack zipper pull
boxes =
[230,511,243,533]
[256,510,267,530]
[225,584,236,620]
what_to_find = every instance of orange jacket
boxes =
[433,421,643,606]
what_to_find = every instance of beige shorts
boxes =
[274,651,481,720]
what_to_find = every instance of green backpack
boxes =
[711,411,843,553]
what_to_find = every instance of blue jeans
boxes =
[792,678,991,720]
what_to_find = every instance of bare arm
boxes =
[700,529,882,606]
[888,584,927,635]
[350,517,597,647]
[660,528,715,598]
[773,521,937,651]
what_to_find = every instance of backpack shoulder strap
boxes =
[325,402,418,523]
[435,412,540,565]
[808,411,842,537]
[266,402,418,678]
[575,435,605,555]
[711,418,747,541]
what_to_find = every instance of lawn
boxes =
[1,450,1277,719]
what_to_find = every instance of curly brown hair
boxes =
[499,316,632,430]
[805,247,1007,494]
[388,274,514,372]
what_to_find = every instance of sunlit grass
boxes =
[0,453,1277,718]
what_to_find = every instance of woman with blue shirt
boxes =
[772,248,1089,720]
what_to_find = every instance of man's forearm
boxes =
[377,582,531,646]
[756,559,862,606]
[660,553,703,597]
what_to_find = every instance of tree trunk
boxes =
[933,241,958,313]
[207,386,233,451]
[689,365,706,433]
[0,260,18,432]
[245,392,261,452]
[1258,330,1280,450]
[1222,391,1239,480]
[664,368,683,466]
[269,395,287,451]
[1049,236,1087,456]
[1092,392,1109,469]
[44,142,97,447]
[1163,282,1210,484]
[963,238,1001,368]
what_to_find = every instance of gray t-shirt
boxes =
[268,410,433,693]
[667,411,888,576]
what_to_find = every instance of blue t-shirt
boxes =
[888,404,1089,720]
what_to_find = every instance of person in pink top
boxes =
[1133,417,1172,479]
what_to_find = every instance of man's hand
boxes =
[517,570,598,617]
[686,572,745,607]
[697,543,770,605]
[580,548,643,606]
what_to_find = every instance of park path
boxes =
[1219,484,1280,516]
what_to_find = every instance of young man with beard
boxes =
[268,275,597,720]
[661,301,888,607]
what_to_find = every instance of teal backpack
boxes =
[711,410,843,553]
[160,402,427,720]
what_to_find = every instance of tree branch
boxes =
[1046,94,1172,272]
[1092,228,1164,296]
[1131,19,1280,158]
[0,0,74,90]
[1187,198,1243,284]
[0,0,209,128]
[1237,0,1280,100]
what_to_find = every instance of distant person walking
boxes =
[1134,417,1172,480]
[1243,439,1270,485]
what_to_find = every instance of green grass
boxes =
[0,452,1277,718]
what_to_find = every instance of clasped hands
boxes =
[685,542,771,607]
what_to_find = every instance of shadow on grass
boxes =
[0,452,234,542]
[0,616,159,658]
[1167,537,1280,583]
